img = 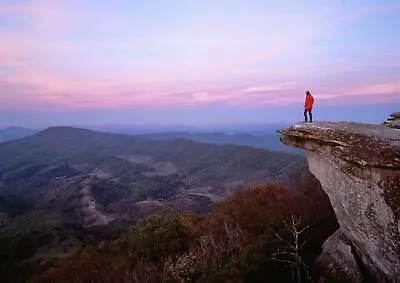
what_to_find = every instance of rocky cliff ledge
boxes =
[384,112,400,129]
[278,121,400,282]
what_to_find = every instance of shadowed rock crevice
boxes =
[350,242,378,283]
[278,121,400,282]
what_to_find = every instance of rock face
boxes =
[278,121,400,282]
[315,230,363,282]
[383,112,400,129]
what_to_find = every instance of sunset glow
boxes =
[0,0,399,125]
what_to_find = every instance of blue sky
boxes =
[0,0,399,127]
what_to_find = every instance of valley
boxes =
[0,126,312,282]
[80,179,114,227]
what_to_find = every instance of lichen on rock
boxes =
[278,120,400,282]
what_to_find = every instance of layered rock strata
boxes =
[384,112,400,129]
[278,121,400,282]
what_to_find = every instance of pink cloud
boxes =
[241,83,297,94]
[1,1,399,111]
[1,74,399,110]
[0,0,78,22]
[345,81,400,96]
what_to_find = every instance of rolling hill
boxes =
[0,126,308,280]
[138,131,304,155]
[0,126,308,233]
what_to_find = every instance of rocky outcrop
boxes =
[278,121,400,282]
[384,112,400,129]
[315,230,363,282]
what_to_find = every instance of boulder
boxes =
[384,112,400,129]
[390,112,400,119]
[315,230,362,283]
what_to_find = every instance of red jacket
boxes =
[305,95,314,110]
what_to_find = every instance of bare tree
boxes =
[270,215,314,283]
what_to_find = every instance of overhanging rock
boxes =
[278,121,400,282]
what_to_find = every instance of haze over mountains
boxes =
[0,126,306,207]
[0,125,314,281]
[138,132,303,155]
[0,127,37,142]
[0,123,303,156]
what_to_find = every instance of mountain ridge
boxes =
[0,125,307,211]
[0,125,324,282]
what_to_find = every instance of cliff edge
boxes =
[278,121,400,282]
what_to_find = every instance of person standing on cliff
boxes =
[304,90,314,123]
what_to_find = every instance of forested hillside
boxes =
[0,127,314,282]
[31,172,338,283]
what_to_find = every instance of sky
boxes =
[0,0,399,127]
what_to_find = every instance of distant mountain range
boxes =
[0,126,309,280]
[88,123,290,135]
[0,127,37,142]
[91,123,305,155]
[138,132,304,156]
[0,126,306,227]
[0,125,304,155]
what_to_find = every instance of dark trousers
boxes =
[304,109,312,122]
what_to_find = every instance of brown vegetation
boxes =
[31,172,338,283]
